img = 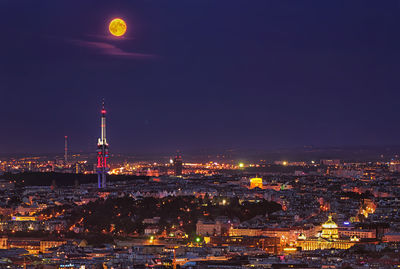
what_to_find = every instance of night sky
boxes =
[1,0,400,154]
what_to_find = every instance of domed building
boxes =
[321,215,339,239]
[297,215,357,251]
[297,233,306,240]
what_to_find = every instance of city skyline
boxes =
[1,1,400,267]
[1,0,400,154]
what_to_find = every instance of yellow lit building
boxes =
[321,215,339,239]
[11,215,37,221]
[0,237,7,249]
[250,177,263,189]
[297,215,356,251]
[229,228,262,237]
[4,238,66,255]
[40,240,66,253]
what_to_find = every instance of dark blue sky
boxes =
[1,0,400,154]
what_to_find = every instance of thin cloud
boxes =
[69,39,155,59]
[87,33,135,41]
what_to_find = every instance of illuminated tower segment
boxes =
[97,101,109,188]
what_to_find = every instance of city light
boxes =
[0,2,396,267]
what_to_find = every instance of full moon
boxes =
[109,18,127,37]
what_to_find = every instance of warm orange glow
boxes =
[109,18,127,37]
[250,177,263,189]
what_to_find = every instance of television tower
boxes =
[64,136,68,164]
[97,100,109,188]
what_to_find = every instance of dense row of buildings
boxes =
[0,158,399,267]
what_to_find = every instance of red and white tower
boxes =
[97,100,109,188]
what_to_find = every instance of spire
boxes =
[101,99,106,115]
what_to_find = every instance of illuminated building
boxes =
[209,236,280,254]
[383,232,400,242]
[173,152,183,176]
[196,218,232,236]
[297,215,357,251]
[321,159,341,166]
[339,227,376,239]
[229,228,261,237]
[357,198,376,219]
[298,233,306,240]
[97,100,109,188]
[321,215,339,239]
[0,237,7,249]
[40,240,66,253]
[8,238,40,255]
[11,216,37,221]
[249,177,263,189]
[229,226,314,248]
[4,238,66,255]
[389,161,400,172]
